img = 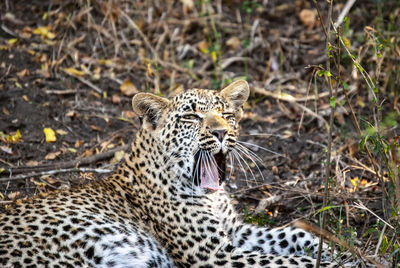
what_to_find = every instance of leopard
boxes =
[1,80,342,267]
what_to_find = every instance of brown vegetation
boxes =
[0,0,399,266]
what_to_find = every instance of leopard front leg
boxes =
[216,192,333,261]
[209,246,334,268]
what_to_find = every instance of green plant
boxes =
[312,0,400,266]
[243,206,276,227]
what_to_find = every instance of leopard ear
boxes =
[220,80,250,108]
[132,93,170,128]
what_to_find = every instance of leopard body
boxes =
[0,81,335,267]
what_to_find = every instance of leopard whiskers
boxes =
[192,149,202,191]
[230,150,250,187]
[236,140,284,157]
[234,146,265,182]
[235,143,263,164]
[228,152,234,180]
[231,149,258,184]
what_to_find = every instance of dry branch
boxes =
[294,220,385,268]
[1,145,129,178]
[0,168,112,182]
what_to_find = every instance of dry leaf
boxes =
[357,96,365,108]
[6,129,22,143]
[56,129,68,135]
[37,61,50,78]
[25,49,35,55]
[43,177,59,185]
[75,140,83,148]
[63,67,86,76]
[0,145,12,154]
[32,180,47,188]
[33,26,56,39]
[112,94,121,104]
[111,150,125,164]
[8,191,21,200]
[68,148,77,153]
[66,110,76,118]
[198,41,209,53]
[8,38,18,45]
[90,125,102,132]
[93,66,101,80]
[21,28,32,39]
[147,63,153,76]
[272,166,279,175]
[22,95,30,102]
[83,149,93,157]
[2,107,10,115]
[180,0,194,12]
[89,91,101,99]
[45,151,60,160]
[299,9,316,29]
[120,79,138,96]
[17,69,30,78]
[226,36,241,50]
[26,160,39,167]
[123,110,136,118]
[43,128,56,142]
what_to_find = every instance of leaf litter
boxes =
[0,1,399,265]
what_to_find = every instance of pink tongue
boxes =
[200,160,222,190]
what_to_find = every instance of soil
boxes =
[0,1,399,263]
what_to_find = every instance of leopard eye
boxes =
[223,113,235,120]
[182,113,201,121]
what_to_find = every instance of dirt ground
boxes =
[1,0,399,265]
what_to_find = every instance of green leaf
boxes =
[355,62,364,73]
[330,96,336,108]
[360,135,367,151]
[343,81,349,90]
[314,205,341,216]
[380,235,389,255]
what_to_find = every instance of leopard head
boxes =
[132,80,249,191]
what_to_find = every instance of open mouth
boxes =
[193,150,226,191]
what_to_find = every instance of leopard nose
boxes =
[211,129,227,142]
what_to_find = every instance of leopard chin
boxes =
[193,150,226,191]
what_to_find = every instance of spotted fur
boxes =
[1,80,336,267]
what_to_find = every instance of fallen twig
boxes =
[45,89,78,95]
[294,220,385,268]
[353,201,394,230]
[253,85,355,102]
[1,144,129,177]
[253,86,329,127]
[0,168,112,182]
[253,195,282,215]
[335,0,357,27]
